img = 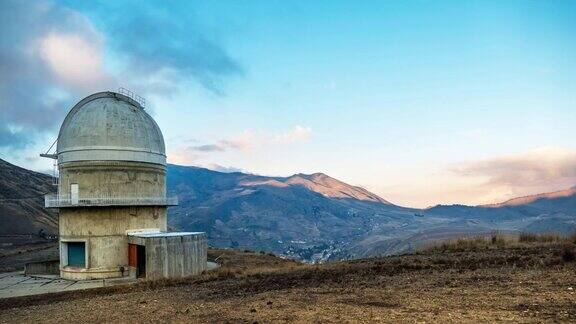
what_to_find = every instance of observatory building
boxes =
[42,91,207,280]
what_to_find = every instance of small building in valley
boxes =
[41,91,207,280]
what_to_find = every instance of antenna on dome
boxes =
[117,87,146,109]
[40,138,58,185]
[40,138,58,160]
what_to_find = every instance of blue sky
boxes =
[1,0,575,207]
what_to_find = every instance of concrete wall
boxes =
[59,206,167,280]
[129,233,207,280]
[56,159,169,281]
[25,260,60,275]
[58,161,166,199]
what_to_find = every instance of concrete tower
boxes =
[43,91,205,280]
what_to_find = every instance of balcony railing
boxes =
[45,195,178,208]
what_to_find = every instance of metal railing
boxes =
[45,195,178,208]
[118,87,146,108]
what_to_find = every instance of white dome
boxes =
[56,92,166,165]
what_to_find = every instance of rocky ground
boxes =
[0,242,575,323]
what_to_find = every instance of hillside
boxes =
[351,196,576,259]
[424,188,576,234]
[167,164,415,262]
[167,163,576,261]
[0,159,57,235]
[484,186,576,210]
[1,240,574,322]
[1,159,575,262]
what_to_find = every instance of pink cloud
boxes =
[189,126,312,153]
[451,147,576,199]
[39,31,109,90]
[271,125,312,144]
[167,125,312,165]
[167,146,200,165]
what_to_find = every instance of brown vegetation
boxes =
[423,231,576,253]
[1,240,576,323]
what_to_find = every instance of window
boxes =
[67,242,86,267]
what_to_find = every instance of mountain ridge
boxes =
[482,186,576,208]
[1,158,575,262]
[231,170,392,205]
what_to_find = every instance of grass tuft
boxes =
[519,232,564,243]
[424,231,575,253]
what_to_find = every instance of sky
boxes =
[1,0,575,208]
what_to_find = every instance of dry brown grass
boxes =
[518,232,566,243]
[2,241,576,323]
[125,248,302,291]
[424,231,575,253]
[207,247,300,272]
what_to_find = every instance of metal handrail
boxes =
[118,87,146,108]
[45,194,178,208]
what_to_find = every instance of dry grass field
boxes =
[1,237,575,323]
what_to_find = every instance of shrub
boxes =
[570,233,576,244]
[425,235,490,252]
[424,231,576,254]
[490,231,506,247]
[519,232,538,243]
[562,245,575,262]
[519,232,564,243]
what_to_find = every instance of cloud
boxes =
[167,126,312,165]
[450,147,576,199]
[271,125,312,144]
[193,144,227,152]
[0,127,31,149]
[39,32,108,88]
[167,146,201,166]
[68,1,243,96]
[206,164,244,173]
[190,126,312,153]
[0,0,243,150]
[0,0,110,149]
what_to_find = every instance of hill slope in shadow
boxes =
[0,159,57,235]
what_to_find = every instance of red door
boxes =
[128,244,137,267]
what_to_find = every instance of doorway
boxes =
[136,245,146,278]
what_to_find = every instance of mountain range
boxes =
[1,158,575,262]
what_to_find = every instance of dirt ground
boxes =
[1,244,575,323]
